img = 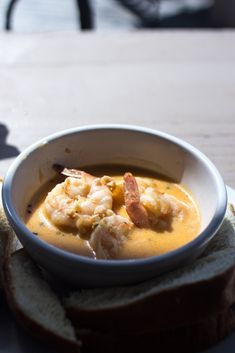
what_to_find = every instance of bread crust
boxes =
[0,206,16,290]
[78,308,235,353]
[2,250,81,353]
[66,265,235,333]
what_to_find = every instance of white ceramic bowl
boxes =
[2,125,227,287]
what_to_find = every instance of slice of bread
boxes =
[64,204,235,333]
[2,249,81,353]
[0,207,14,269]
[78,308,235,353]
[3,248,235,353]
[0,191,19,289]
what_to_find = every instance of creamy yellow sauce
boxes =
[25,167,200,260]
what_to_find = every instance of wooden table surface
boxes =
[0,31,235,187]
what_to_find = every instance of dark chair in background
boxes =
[5,0,235,31]
[5,0,94,30]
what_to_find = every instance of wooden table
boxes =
[0,31,235,188]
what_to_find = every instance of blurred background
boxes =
[0,0,234,32]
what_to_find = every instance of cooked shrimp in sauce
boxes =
[25,166,200,260]
[44,171,113,234]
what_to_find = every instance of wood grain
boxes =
[0,31,234,187]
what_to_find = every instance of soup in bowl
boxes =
[2,125,227,287]
[25,165,200,260]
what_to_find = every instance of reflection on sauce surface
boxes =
[25,166,201,260]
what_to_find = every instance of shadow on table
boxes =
[0,123,20,160]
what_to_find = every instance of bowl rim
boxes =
[2,124,227,268]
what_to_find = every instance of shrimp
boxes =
[44,170,114,235]
[124,173,187,228]
[123,173,150,228]
[90,214,133,259]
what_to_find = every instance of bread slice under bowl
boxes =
[2,248,81,353]
[64,204,235,334]
[2,249,235,353]
[0,180,19,290]
[0,207,15,279]
[4,243,235,353]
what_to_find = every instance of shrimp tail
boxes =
[61,168,87,178]
[123,172,150,228]
[53,164,94,180]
